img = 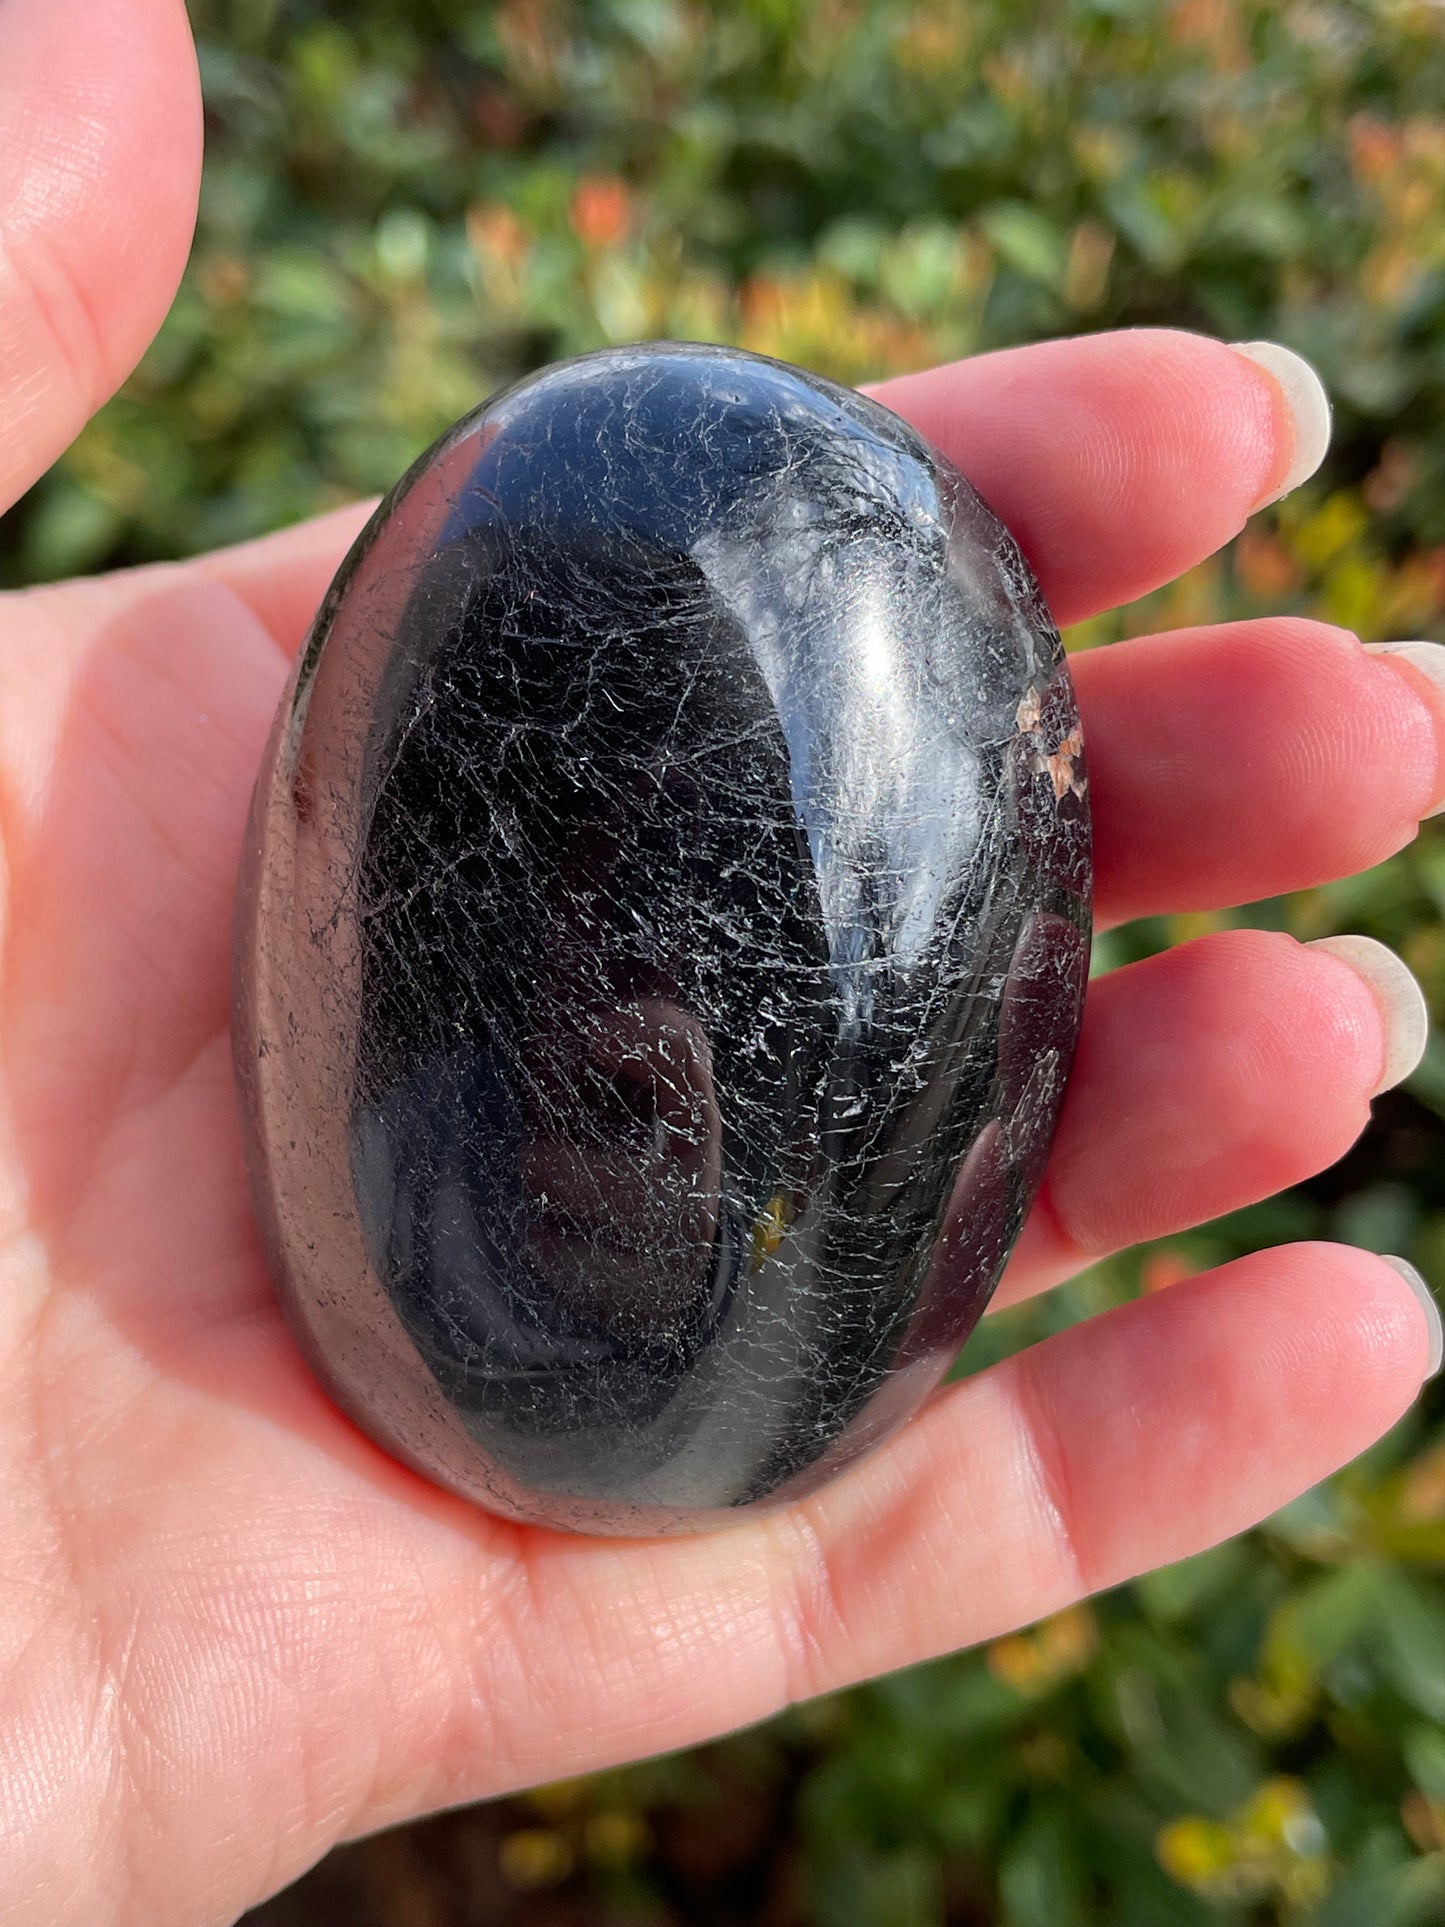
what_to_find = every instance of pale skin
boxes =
[0,1,1442,1921]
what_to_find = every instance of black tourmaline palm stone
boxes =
[232,342,1092,1535]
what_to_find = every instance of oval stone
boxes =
[232,342,1092,1535]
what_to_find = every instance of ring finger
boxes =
[994,925,1429,1308]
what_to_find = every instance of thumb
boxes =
[0,0,201,517]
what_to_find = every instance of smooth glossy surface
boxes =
[232,343,1091,1534]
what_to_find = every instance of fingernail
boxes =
[1364,640,1445,817]
[1230,340,1332,509]
[1380,1255,1443,1379]
[1307,935,1430,1094]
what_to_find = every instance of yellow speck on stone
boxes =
[750,1194,788,1269]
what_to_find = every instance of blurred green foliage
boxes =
[10,0,1445,1920]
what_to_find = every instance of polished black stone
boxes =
[232,342,1092,1535]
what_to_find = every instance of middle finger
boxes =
[1076,616,1445,928]
[992,926,1425,1309]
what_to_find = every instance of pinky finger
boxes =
[757,1242,1437,1690]
[328,1245,1439,1832]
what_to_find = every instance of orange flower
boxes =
[1166,0,1247,72]
[1348,113,1403,186]
[467,202,530,271]
[1141,1249,1199,1295]
[1235,527,1303,602]
[570,175,632,250]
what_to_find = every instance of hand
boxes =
[1,2,1440,1922]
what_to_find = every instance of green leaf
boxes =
[1305,1825,1445,1927]
[1404,1724,1445,1802]
[808,1844,945,1927]
[980,202,1068,288]
[1370,1570,1445,1720]
[1000,1804,1093,1927]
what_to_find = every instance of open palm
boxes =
[2,3,1442,1923]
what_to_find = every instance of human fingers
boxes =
[1077,618,1445,927]
[329,1242,1431,1839]
[756,1242,1435,1695]
[997,928,1428,1307]
[195,501,378,658]
[198,328,1326,660]
[20,551,1441,959]
[869,328,1327,627]
[0,0,201,513]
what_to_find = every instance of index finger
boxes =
[869,328,1327,627]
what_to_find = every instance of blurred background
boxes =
[6,0,1445,1919]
